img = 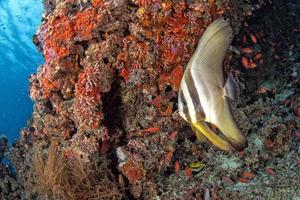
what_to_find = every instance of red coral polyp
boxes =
[166,13,187,34]
[73,9,98,41]
[37,64,63,99]
[73,95,103,130]
[121,159,145,184]
[75,66,102,100]
[42,15,74,62]
[159,65,183,91]
[73,66,103,131]
[91,0,103,8]
[133,0,153,7]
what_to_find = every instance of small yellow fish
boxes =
[188,162,205,172]
[178,17,247,151]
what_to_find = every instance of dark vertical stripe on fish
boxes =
[184,71,205,121]
[178,88,190,121]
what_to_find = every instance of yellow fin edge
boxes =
[191,125,207,142]
[192,122,230,151]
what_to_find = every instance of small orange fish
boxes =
[243,172,255,179]
[140,127,160,133]
[174,160,180,176]
[255,53,263,60]
[242,57,257,69]
[248,60,257,68]
[242,47,252,54]
[250,34,257,43]
[242,57,249,67]
[239,177,249,183]
[185,167,192,178]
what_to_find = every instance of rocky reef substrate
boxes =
[5,0,299,199]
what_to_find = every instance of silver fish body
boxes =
[178,17,247,151]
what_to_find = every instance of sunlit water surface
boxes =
[0,0,44,142]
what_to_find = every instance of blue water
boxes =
[0,0,44,142]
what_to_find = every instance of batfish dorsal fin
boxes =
[189,17,233,86]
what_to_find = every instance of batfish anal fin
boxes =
[192,121,231,151]
[191,124,207,142]
[213,98,247,150]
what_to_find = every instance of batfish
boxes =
[178,17,247,151]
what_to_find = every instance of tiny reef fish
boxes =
[188,162,205,173]
[178,17,247,151]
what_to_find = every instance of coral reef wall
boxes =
[8,0,300,199]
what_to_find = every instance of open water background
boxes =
[0,0,43,142]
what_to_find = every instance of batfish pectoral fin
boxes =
[192,121,231,151]
[224,73,239,101]
[191,125,207,142]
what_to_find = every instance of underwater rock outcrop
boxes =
[0,135,23,199]
[0,135,8,162]
[9,0,300,199]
